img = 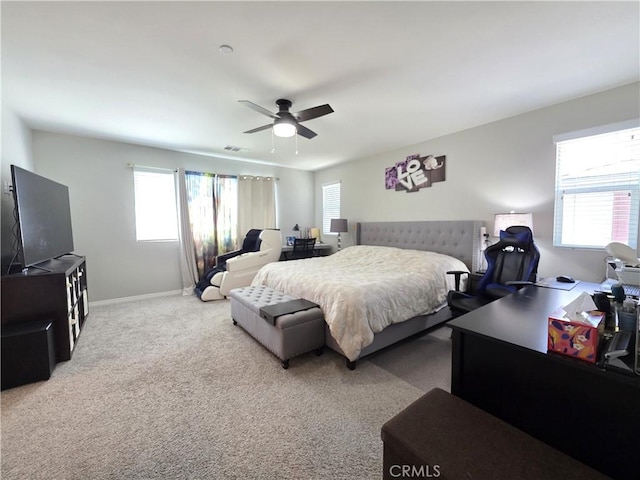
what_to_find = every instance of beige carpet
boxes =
[1,294,452,479]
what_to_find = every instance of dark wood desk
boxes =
[279,242,331,260]
[449,283,640,479]
[280,242,331,253]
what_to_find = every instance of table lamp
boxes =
[330,218,348,250]
[493,212,533,237]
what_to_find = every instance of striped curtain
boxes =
[183,171,238,278]
[215,175,238,255]
[185,171,217,278]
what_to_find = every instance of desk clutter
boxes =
[547,288,639,375]
[536,276,579,291]
[599,278,640,298]
[286,227,321,246]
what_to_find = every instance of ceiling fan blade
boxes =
[294,104,334,122]
[244,124,273,134]
[238,100,279,119]
[296,123,317,139]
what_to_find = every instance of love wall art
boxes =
[385,153,446,193]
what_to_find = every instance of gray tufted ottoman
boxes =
[229,285,325,369]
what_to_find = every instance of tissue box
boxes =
[547,309,605,363]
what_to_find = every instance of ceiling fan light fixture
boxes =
[273,119,297,138]
[241,98,332,140]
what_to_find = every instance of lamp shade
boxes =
[330,218,348,233]
[273,119,296,138]
[493,212,533,237]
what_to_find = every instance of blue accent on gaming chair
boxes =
[447,226,540,316]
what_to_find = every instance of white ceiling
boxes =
[2,1,639,171]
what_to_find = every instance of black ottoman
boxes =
[2,319,56,390]
[381,388,607,480]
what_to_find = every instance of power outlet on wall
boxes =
[3,181,12,194]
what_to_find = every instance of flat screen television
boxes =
[10,165,75,268]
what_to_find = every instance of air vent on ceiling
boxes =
[224,145,245,152]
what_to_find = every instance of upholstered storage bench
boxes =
[229,285,325,369]
[381,388,607,480]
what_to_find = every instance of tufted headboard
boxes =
[356,220,484,272]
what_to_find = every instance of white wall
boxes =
[10,83,640,300]
[314,82,640,283]
[0,108,33,271]
[31,132,314,301]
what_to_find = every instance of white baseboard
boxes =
[89,289,185,307]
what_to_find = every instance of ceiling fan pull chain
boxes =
[270,129,276,154]
[295,134,299,155]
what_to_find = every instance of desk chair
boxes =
[285,238,316,260]
[447,226,540,316]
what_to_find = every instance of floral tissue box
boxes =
[547,309,605,363]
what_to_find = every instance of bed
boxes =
[251,220,484,368]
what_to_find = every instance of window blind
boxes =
[553,125,640,249]
[322,182,341,235]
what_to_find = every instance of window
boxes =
[133,168,178,241]
[553,122,639,249]
[322,182,341,235]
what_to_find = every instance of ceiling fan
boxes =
[239,98,334,139]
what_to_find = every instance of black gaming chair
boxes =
[447,226,540,316]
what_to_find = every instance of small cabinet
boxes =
[1,255,89,362]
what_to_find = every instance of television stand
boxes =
[1,255,88,362]
[55,253,83,260]
[23,264,52,273]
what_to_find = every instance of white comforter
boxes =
[251,245,468,361]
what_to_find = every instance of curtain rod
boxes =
[128,163,279,181]
[239,175,280,181]
[127,163,177,172]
